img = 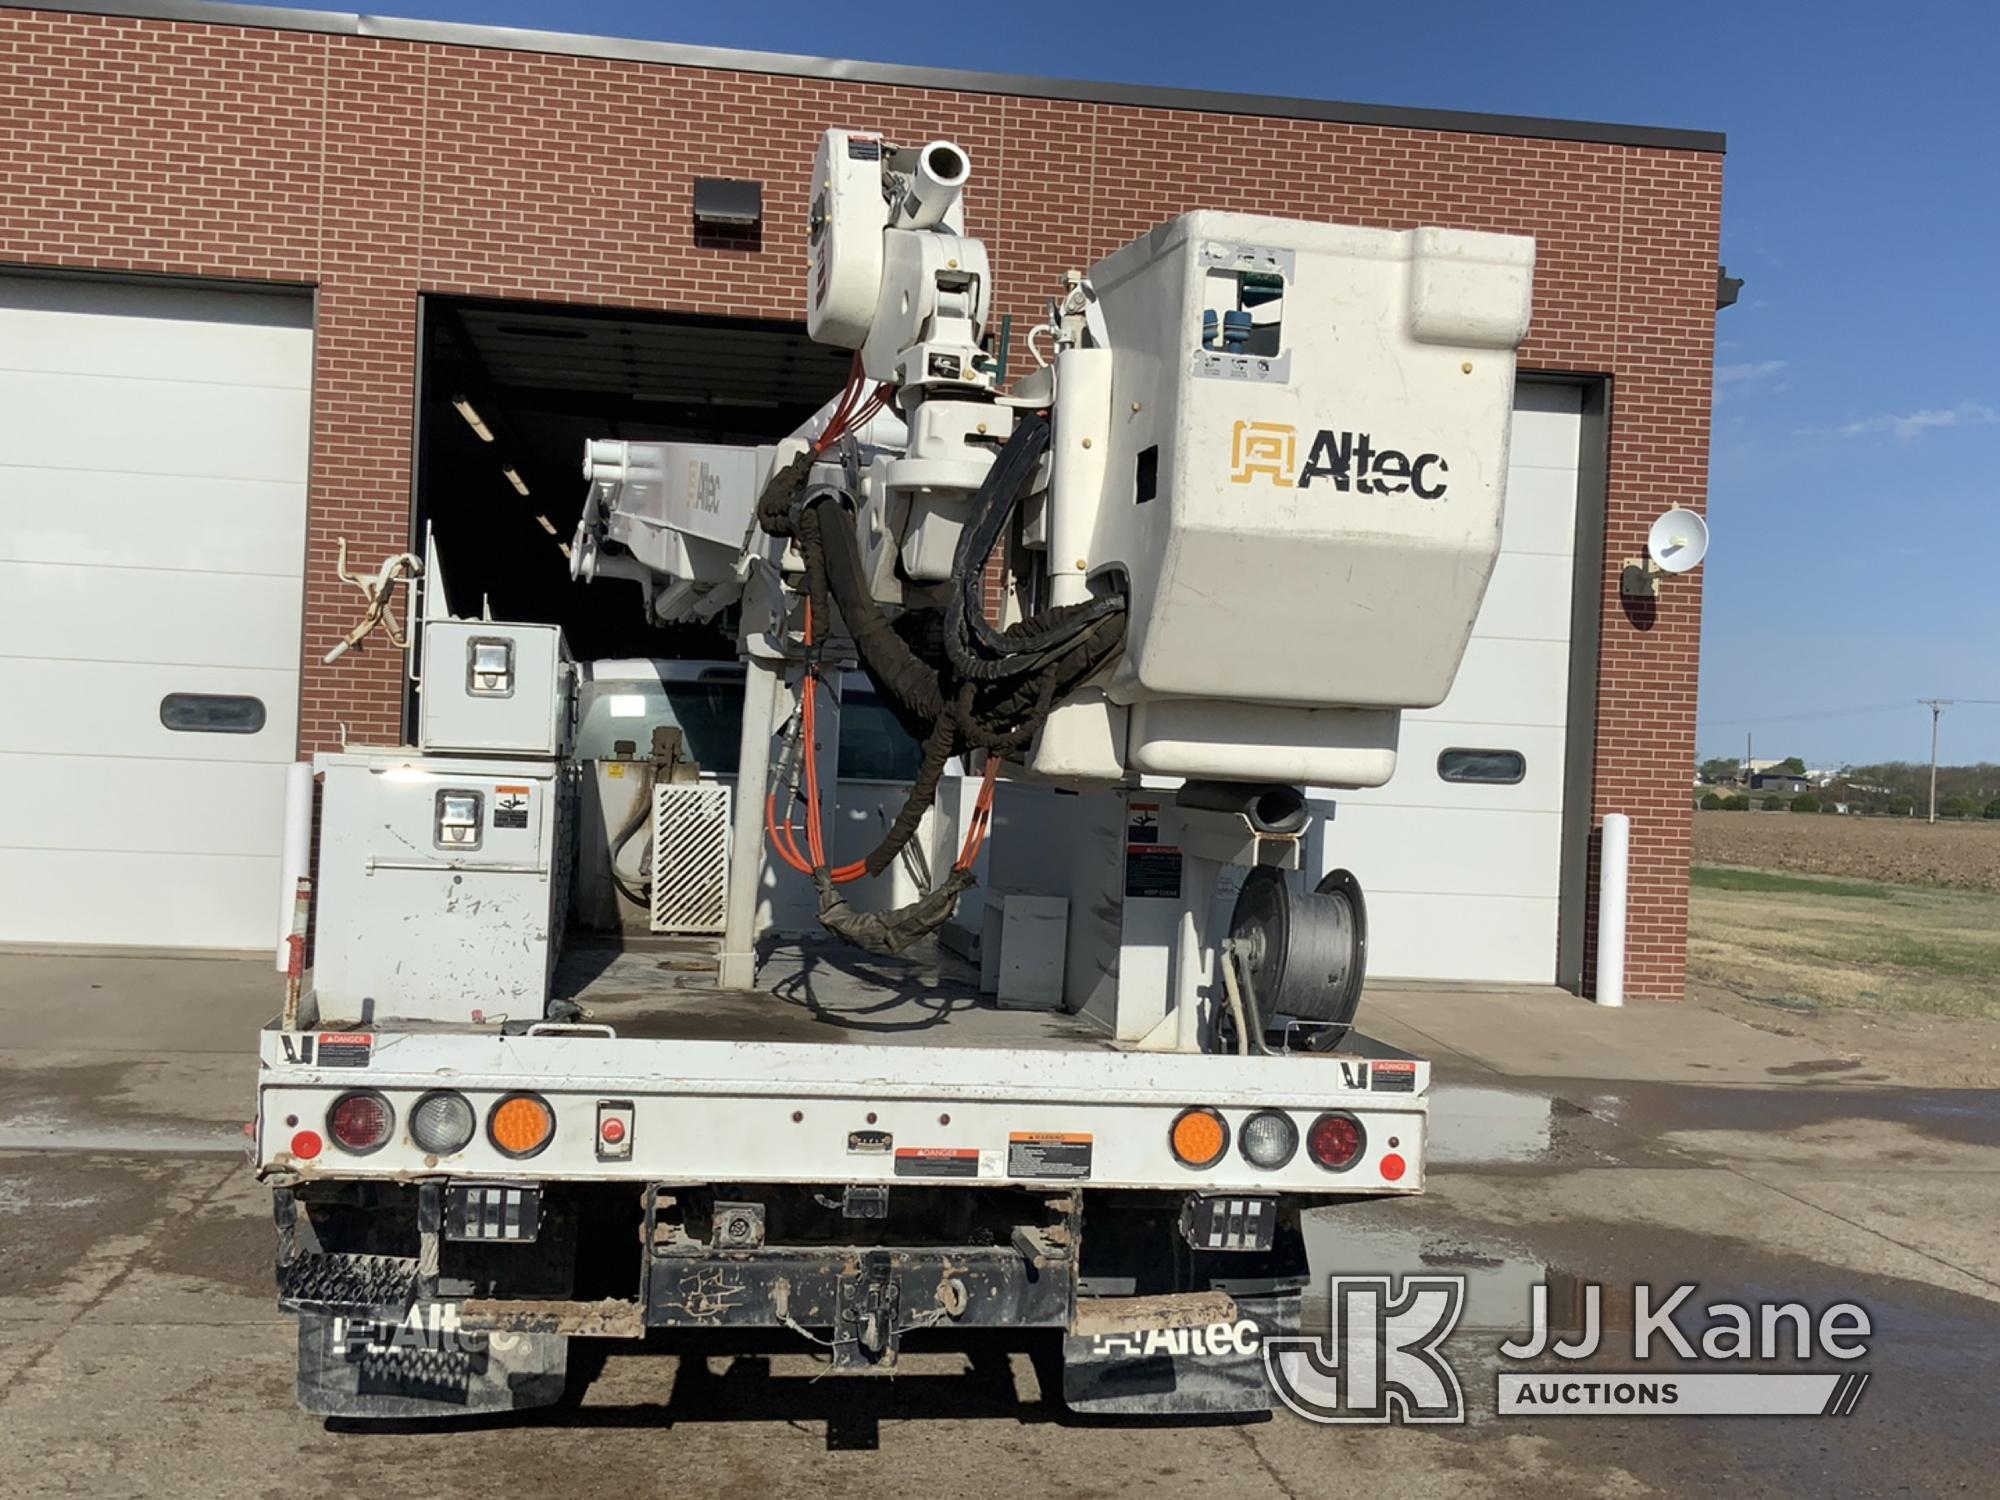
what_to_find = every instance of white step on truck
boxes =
[254,127,1533,1420]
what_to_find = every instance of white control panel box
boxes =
[311,748,573,1025]
[417,619,574,758]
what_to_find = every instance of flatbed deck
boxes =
[262,934,1427,1193]
[550,936,1116,1051]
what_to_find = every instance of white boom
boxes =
[572,127,1534,791]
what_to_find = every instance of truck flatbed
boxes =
[551,937,1118,1052]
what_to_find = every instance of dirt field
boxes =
[1689,867,2000,1023]
[1693,809,2000,892]
[1688,811,2000,1042]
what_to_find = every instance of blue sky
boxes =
[266,0,2000,767]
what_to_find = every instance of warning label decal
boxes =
[1124,845,1182,899]
[1372,1059,1418,1093]
[894,1147,979,1178]
[493,785,531,830]
[1007,1132,1093,1180]
[316,1032,373,1068]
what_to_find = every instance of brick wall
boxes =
[0,7,1721,997]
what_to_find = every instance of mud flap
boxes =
[1061,1291,1298,1417]
[296,1305,568,1420]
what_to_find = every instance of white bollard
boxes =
[275,761,314,970]
[1594,812,1630,1007]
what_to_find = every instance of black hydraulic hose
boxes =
[942,414,1126,681]
[752,417,1133,957]
[942,414,1050,678]
[799,495,941,723]
[856,708,959,878]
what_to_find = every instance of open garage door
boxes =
[1306,381,1589,984]
[0,275,312,950]
[416,298,850,659]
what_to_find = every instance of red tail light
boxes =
[327,1091,394,1154]
[1306,1111,1365,1172]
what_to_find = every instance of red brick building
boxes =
[0,2,1723,995]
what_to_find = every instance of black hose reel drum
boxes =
[1227,865,1369,1031]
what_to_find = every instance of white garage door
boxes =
[1307,382,1584,983]
[0,276,312,950]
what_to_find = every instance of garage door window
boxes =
[160,692,266,734]
[1437,748,1525,785]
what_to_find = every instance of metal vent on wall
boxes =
[651,783,732,934]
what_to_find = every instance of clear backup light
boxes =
[1239,1110,1299,1169]
[326,1091,393,1155]
[410,1090,476,1155]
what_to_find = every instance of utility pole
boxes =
[1919,699,1952,824]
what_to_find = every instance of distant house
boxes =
[1749,771,1810,794]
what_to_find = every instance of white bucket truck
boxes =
[255,129,1533,1420]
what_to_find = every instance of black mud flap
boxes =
[1061,1291,1298,1417]
[296,1305,568,1420]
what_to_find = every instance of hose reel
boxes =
[1226,865,1369,1032]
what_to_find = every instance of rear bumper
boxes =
[276,1178,1314,1419]
[255,1027,1428,1194]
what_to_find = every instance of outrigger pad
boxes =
[295,1306,567,1420]
[1061,1290,1300,1417]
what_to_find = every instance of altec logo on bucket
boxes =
[1229,420,1450,498]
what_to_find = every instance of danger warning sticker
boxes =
[1124,845,1182,899]
[1127,801,1161,845]
[493,786,531,830]
[894,1147,979,1178]
[1007,1132,1093,1180]
[317,1032,373,1068]
[1372,1059,1418,1093]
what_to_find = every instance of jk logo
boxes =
[1265,1275,1467,1424]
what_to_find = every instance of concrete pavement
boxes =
[1,952,1996,1497]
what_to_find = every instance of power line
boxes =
[1699,699,2000,729]
[1697,702,1908,728]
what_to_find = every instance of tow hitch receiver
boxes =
[835,1253,901,1366]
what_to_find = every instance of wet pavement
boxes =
[0,953,1996,1497]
